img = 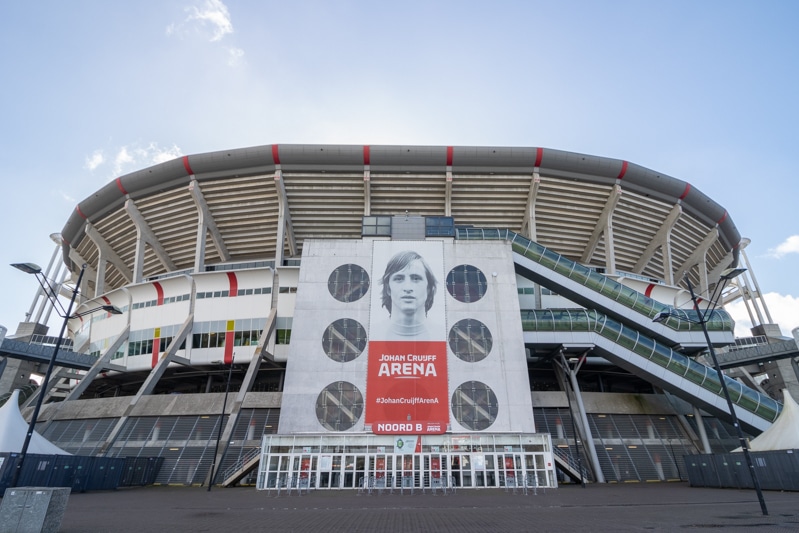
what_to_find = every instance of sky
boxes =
[0,0,797,339]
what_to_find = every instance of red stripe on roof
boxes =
[76,205,87,219]
[617,161,628,180]
[227,272,238,297]
[363,145,370,165]
[717,211,727,225]
[272,144,281,165]
[182,155,194,176]
[679,183,691,200]
[645,284,655,298]
[446,146,453,166]
[153,282,164,306]
[534,147,543,168]
[115,177,128,195]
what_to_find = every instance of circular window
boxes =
[322,319,367,362]
[315,381,364,431]
[451,381,498,431]
[446,265,487,303]
[328,264,370,303]
[448,319,493,362]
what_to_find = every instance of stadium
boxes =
[1,143,794,490]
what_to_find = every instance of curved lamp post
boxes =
[654,267,767,516]
[9,262,121,488]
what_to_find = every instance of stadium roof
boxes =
[60,144,740,295]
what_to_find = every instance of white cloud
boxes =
[189,0,233,42]
[109,143,183,177]
[113,147,135,175]
[768,235,799,259]
[148,143,184,165]
[727,292,799,338]
[227,46,245,67]
[168,0,233,43]
[84,150,104,171]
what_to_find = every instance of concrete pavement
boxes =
[57,482,799,532]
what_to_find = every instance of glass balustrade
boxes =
[456,227,733,333]
[520,308,780,423]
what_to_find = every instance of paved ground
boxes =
[56,482,799,532]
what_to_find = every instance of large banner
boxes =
[366,241,448,434]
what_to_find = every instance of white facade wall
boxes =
[279,238,535,436]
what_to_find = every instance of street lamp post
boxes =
[207,360,233,491]
[9,262,121,488]
[655,268,768,516]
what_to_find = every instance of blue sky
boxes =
[1,0,797,337]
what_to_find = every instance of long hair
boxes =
[380,251,437,314]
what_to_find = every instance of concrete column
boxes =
[693,405,712,454]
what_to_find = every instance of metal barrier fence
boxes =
[684,450,799,491]
[0,453,163,496]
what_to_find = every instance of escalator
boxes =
[520,309,779,432]
[457,228,735,350]
[454,228,781,431]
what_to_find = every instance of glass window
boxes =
[448,319,493,362]
[362,215,392,236]
[446,265,488,303]
[451,381,499,431]
[322,319,367,362]
[425,216,455,237]
[315,381,364,431]
[328,264,370,303]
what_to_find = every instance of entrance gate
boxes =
[257,434,556,491]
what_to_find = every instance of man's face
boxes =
[389,260,427,315]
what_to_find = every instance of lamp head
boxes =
[652,311,671,323]
[11,263,43,275]
[102,305,123,315]
[720,267,747,280]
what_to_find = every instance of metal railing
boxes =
[521,308,781,423]
[456,227,734,333]
[219,446,262,484]
[552,445,591,481]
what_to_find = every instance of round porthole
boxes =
[322,319,367,362]
[328,264,370,303]
[315,381,364,431]
[446,265,487,303]
[451,381,498,431]
[448,319,493,362]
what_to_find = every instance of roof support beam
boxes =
[580,184,622,274]
[125,199,176,283]
[66,249,95,305]
[520,171,541,240]
[633,204,682,285]
[189,178,231,273]
[208,309,277,487]
[363,168,371,216]
[85,222,134,292]
[675,228,718,294]
[35,326,131,435]
[273,169,297,260]
[98,314,194,455]
[445,169,452,217]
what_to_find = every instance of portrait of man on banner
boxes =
[366,241,448,434]
[372,250,439,341]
